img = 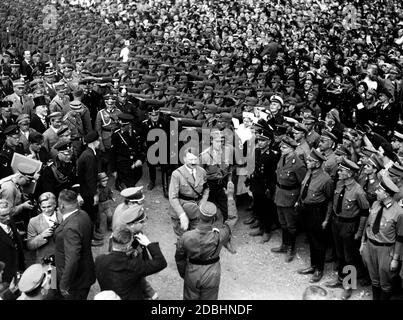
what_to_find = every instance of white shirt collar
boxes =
[50,126,59,133]
[0,222,10,234]
[89,145,96,156]
[185,165,195,176]
[63,209,78,221]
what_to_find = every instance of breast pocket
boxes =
[344,198,356,211]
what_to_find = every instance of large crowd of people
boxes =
[1,0,403,300]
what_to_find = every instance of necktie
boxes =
[282,155,286,167]
[372,203,384,234]
[7,227,13,240]
[301,173,312,200]
[336,185,346,214]
[192,169,197,182]
[363,177,369,192]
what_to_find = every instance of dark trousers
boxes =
[98,148,114,175]
[331,216,361,279]
[82,195,98,230]
[253,191,276,233]
[147,162,157,184]
[277,206,299,248]
[301,202,327,271]
[207,180,228,221]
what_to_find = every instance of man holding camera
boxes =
[27,192,62,263]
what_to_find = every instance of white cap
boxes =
[94,290,121,300]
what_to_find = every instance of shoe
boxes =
[147,182,155,190]
[243,216,255,225]
[372,286,381,300]
[380,290,392,301]
[271,244,287,254]
[309,270,324,283]
[324,278,343,289]
[285,247,295,263]
[93,233,104,241]
[249,229,263,237]
[259,232,271,243]
[249,221,260,229]
[91,239,104,247]
[341,288,352,300]
[163,190,168,198]
[297,266,315,275]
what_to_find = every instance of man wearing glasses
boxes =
[0,125,25,179]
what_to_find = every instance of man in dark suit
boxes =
[77,131,101,243]
[20,50,34,82]
[0,199,25,283]
[95,224,167,300]
[30,96,49,134]
[54,189,95,300]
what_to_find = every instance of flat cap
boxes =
[16,114,30,124]
[378,174,399,194]
[338,157,359,171]
[203,104,218,114]
[98,172,109,182]
[335,144,351,157]
[182,202,201,220]
[308,148,326,162]
[70,100,83,110]
[280,136,298,149]
[18,264,45,294]
[120,186,144,202]
[326,108,340,123]
[48,112,63,119]
[84,131,99,144]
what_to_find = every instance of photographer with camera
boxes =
[27,192,62,263]
[95,207,167,300]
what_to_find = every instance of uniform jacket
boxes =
[95,108,122,149]
[77,147,98,198]
[39,159,77,197]
[249,146,279,194]
[274,151,307,207]
[95,243,167,300]
[0,143,24,179]
[111,128,145,171]
[20,60,33,81]
[175,223,230,288]
[168,165,209,219]
[18,128,39,153]
[54,209,95,292]
[27,211,63,263]
[0,220,25,283]
[43,126,59,151]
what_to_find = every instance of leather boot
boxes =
[380,290,392,300]
[271,229,288,253]
[249,228,263,236]
[162,177,168,198]
[249,220,260,229]
[285,246,296,263]
[372,286,381,300]
[147,181,155,190]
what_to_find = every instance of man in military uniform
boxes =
[175,201,231,300]
[391,130,403,159]
[201,105,218,128]
[325,158,370,300]
[81,78,106,128]
[141,105,170,195]
[168,148,210,237]
[111,113,145,190]
[3,79,33,117]
[49,82,69,114]
[271,136,307,262]
[39,141,77,198]
[0,125,24,179]
[360,175,403,300]
[318,130,338,181]
[292,122,310,164]
[302,114,320,149]
[116,86,136,118]
[357,154,383,207]
[95,94,122,175]
[296,149,334,283]
[247,125,279,243]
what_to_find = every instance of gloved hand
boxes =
[179,213,189,231]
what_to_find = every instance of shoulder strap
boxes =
[177,168,202,199]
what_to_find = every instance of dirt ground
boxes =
[87,167,379,301]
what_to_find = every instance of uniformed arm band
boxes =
[397,235,403,243]
[360,209,369,217]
